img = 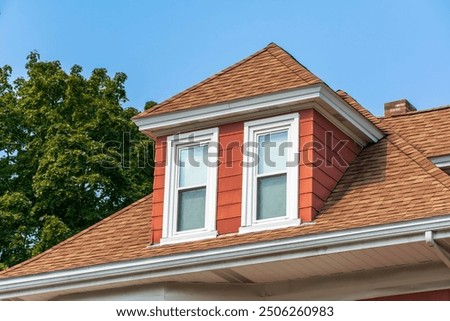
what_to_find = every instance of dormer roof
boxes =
[134,43,382,144]
[134,43,321,118]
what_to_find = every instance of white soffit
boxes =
[133,84,384,146]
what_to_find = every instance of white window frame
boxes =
[240,113,300,234]
[161,127,219,244]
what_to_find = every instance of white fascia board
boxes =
[2,214,450,299]
[317,86,384,142]
[133,86,320,131]
[430,155,450,168]
[133,85,383,144]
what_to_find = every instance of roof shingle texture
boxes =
[382,106,450,157]
[0,195,153,278]
[134,43,321,118]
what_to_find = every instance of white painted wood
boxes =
[161,127,219,244]
[133,85,383,145]
[240,113,300,233]
[52,262,450,301]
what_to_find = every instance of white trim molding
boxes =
[2,215,450,300]
[133,84,384,146]
[240,113,300,233]
[161,127,219,244]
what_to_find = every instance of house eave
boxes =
[133,84,384,146]
[2,214,450,300]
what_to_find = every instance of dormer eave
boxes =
[133,84,384,146]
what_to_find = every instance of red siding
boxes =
[369,289,450,301]
[216,122,244,234]
[300,110,361,221]
[299,109,315,221]
[151,136,166,244]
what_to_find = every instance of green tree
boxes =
[144,100,157,110]
[0,53,153,268]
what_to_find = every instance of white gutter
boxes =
[425,230,450,269]
[1,215,450,300]
[133,84,383,144]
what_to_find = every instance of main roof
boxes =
[134,43,321,118]
[382,105,450,157]
[2,44,450,279]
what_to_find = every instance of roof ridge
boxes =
[380,104,450,119]
[265,44,321,85]
[136,43,277,118]
[1,194,153,276]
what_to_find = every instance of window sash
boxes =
[177,187,206,232]
[178,144,208,188]
[257,130,288,175]
[256,173,287,220]
[162,128,218,244]
[240,113,300,233]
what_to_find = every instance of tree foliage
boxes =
[0,53,153,269]
[144,100,157,110]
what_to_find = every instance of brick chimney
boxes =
[384,99,416,117]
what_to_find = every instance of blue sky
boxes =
[0,0,449,116]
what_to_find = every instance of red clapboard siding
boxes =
[309,110,361,218]
[298,110,315,221]
[217,217,241,234]
[217,122,244,234]
[151,136,166,244]
[368,288,450,301]
[218,175,242,192]
[217,203,241,220]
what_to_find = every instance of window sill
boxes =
[159,230,218,245]
[239,218,301,234]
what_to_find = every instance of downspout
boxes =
[425,231,450,269]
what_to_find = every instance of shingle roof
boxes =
[382,106,450,157]
[3,112,450,278]
[134,43,322,118]
[0,195,153,278]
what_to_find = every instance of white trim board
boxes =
[53,262,450,301]
[133,84,383,146]
[430,155,450,169]
[161,127,219,244]
[2,214,450,300]
[240,113,300,233]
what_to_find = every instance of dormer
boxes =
[133,43,383,245]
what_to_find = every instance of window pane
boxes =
[257,174,286,220]
[179,145,207,187]
[177,187,206,231]
[258,131,288,174]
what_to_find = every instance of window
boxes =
[161,128,218,244]
[240,113,300,233]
